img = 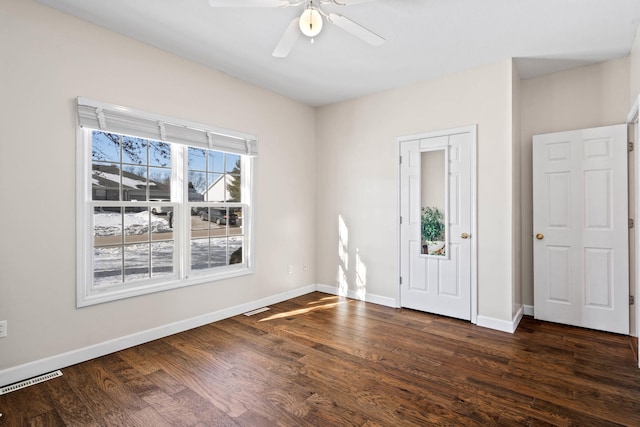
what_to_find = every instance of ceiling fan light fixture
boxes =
[299,7,323,37]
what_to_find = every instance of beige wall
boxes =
[0,0,316,372]
[316,60,517,322]
[630,24,640,105]
[519,58,631,307]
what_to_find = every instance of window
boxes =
[77,98,256,307]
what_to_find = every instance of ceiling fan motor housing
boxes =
[299,6,323,37]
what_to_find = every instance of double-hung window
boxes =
[76,98,256,307]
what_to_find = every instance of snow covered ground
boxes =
[93,211,241,286]
[94,210,172,237]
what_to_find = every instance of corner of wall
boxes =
[511,60,523,319]
[476,304,523,334]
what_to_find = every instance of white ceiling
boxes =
[35,0,640,106]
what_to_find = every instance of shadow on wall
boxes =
[337,214,368,300]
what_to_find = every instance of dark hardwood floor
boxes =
[1,292,639,426]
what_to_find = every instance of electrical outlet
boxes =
[288,265,293,274]
[0,320,7,338]
[303,264,309,272]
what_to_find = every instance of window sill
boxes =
[77,266,254,308]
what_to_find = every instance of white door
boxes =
[533,124,629,334]
[399,127,474,321]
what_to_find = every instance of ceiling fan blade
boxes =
[328,13,384,46]
[326,0,378,5]
[208,0,289,7]
[272,17,301,58]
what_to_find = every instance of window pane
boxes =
[122,166,148,201]
[204,173,224,202]
[149,167,171,201]
[229,237,243,265]
[209,150,224,173]
[94,246,123,286]
[124,208,149,244]
[149,141,171,167]
[191,238,209,270]
[92,163,121,201]
[151,206,174,232]
[151,241,173,277]
[188,183,205,204]
[229,207,243,237]
[93,208,124,286]
[226,154,241,173]
[124,243,150,281]
[193,207,211,236]
[151,207,174,275]
[188,147,207,171]
[189,171,207,195]
[227,174,241,202]
[209,237,228,268]
[121,136,147,165]
[92,131,120,163]
[94,207,122,247]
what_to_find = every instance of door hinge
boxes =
[630,218,634,229]
[629,142,634,152]
[399,276,403,285]
[399,155,403,164]
[400,216,403,225]
[631,295,635,305]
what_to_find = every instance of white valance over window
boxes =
[76,97,257,156]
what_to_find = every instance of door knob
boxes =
[536,233,544,240]
[460,232,469,239]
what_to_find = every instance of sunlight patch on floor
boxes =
[307,296,340,305]
[258,301,348,322]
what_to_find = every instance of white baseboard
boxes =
[315,284,397,308]
[523,305,534,317]
[0,284,317,388]
[476,306,523,334]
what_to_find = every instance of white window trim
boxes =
[76,99,257,307]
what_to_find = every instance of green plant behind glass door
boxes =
[421,206,445,242]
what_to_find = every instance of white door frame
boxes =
[395,125,478,324]
[627,96,640,368]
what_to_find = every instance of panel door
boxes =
[400,130,472,321]
[532,124,629,334]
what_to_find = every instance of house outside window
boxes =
[76,98,256,307]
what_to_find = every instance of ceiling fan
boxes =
[208,0,385,58]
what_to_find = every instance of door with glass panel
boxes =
[399,127,474,321]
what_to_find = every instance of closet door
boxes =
[533,124,629,334]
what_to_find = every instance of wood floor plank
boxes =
[26,409,66,427]
[171,388,240,426]
[1,292,638,426]
[99,353,163,397]
[62,361,146,426]
[139,387,200,426]
[40,375,98,426]
[129,406,173,427]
